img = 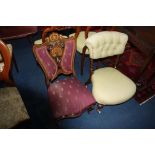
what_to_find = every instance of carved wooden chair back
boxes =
[41,26,79,42]
[33,31,76,84]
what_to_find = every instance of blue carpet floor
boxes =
[7,34,155,129]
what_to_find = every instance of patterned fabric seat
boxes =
[48,77,95,119]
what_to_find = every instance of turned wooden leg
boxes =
[85,77,91,85]
[97,104,104,114]
[81,46,87,75]
[87,104,95,114]
[85,58,94,85]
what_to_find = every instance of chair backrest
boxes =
[85,31,128,59]
[42,26,78,42]
[0,40,12,82]
[33,32,76,82]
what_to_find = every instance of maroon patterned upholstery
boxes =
[33,38,76,80]
[48,77,95,119]
[33,45,57,80]
[61,39,76,73]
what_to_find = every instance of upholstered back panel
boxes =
[61,38,76,73]
[33,35,76,81]
[33,45,57,80]
[85,31,128,59]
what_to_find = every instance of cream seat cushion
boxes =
[69,31,96,54]
[91,67,136,105]
[0,44,12,72]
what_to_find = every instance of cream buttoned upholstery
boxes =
[69,31,96,54]
[85,31,136,105]
[85,31,128,59]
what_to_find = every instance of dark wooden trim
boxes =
[81,46,87,75]
[0,40,12,83]
[114,55,120,68]
[42,26,77,43]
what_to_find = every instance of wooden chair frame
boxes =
[0,40,12,83]
[80,27,117,75]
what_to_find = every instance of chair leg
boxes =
[96,104,104,114]
[87,104,95,114]
[85,58,94,85]
[81,46,87,75]
[85,77,91,85]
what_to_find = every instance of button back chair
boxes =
[84,31,136,112]
[33,31,95,120]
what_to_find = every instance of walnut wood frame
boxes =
[42,26,80,43]
[33,32,77,86]
[0,40,12,83]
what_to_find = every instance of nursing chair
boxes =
[0,40,30,128]
[33,32,95,120]
[85,31,136,111]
